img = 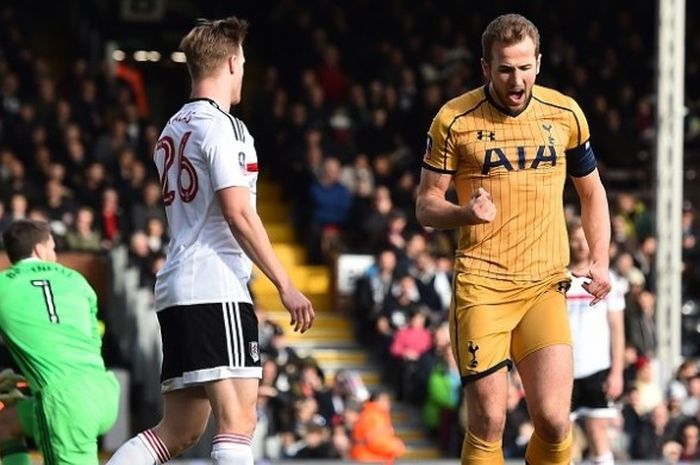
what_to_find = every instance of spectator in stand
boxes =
[144,217,167,255]
[122,160,149,209]
[423,346,462,456]
[634,356,663,415]
[65,206,102,252]
[330,422,352,460]
[360,185,395,250]
[329,370,369,416]
[76,162,108,211]
[70,78,102,141]
[626,290,657,358]
[44,178,76,225]
[99,188,127,248]
[353,248,399,344]
[127,231,154,287]
[668,360,699,404]
[357,108,395,160]
[293,416,337,459]
[115,147,137,188]
[389,309,433,401]
[308,156,352,263]
[630,403,674,460]
[385,210,408,257]
[93,118,132,170]
[340,154,375,197]
[131,180,166,232]
[32,145,52,184]
[282,398,321,458]
[294,357,335,425]
[64,138,89,190]
[2,157,39,206]
[255,357,292,459]
[376,274,421,358]
[267,325,302,393]
[317,44,349,105]
[681,375,700,417]
[622,387,644,450]
[350,390,405,463]
[7,193,28,223]
[410,251,448,317]
[678,419,700,462]
[666,391,689,441]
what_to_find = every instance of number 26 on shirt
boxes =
[156,131,199,205]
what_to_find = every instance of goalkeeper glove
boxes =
[0,368,25,393]
[0,388,25,407]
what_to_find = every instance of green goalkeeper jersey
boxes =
[0,258,106,392]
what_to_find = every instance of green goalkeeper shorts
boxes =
[16,370,120,465]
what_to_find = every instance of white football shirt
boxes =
[567,273,625,379]
[153,98,258,311]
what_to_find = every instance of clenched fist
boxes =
[466,187,496,224]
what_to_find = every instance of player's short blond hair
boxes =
[179,16,249,80]
[481,14,540,63]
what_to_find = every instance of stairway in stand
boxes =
[252,180,440,460]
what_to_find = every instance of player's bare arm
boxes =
[605,309,625,399]
[217,187,315,333]
[572,168,611,305]
[416,168,496,229]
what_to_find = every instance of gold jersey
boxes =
[423,84,592,281]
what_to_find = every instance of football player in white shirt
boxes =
[107,17,314,465]
[567,220,625,465]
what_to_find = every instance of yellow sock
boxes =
[525,429,572,465]
[461,430,504,465]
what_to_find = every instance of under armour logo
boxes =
[542,123,555,145]
[477,130,496,141]
[467,341,479,368]
[557,281,571,293]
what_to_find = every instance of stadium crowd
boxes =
[1,0,700,462]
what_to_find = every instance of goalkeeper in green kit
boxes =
[0,219,119,465]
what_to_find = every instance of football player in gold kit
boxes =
[416,14,611,465]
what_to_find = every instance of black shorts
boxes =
[157,302,262,392]
[571,368,616,418]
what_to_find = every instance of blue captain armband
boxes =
[566,140,597,177]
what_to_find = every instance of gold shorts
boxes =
[449,272,572,383]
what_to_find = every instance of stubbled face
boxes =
[482,36,540,114]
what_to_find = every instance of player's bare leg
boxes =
[154,386,211,455]
[0,406,30,465]
[584,417,614,465]
[205,379,259,464]
[461,368,508,465]
[204,378,259,465]
[107,386,211,464]
[517,344,573,465]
